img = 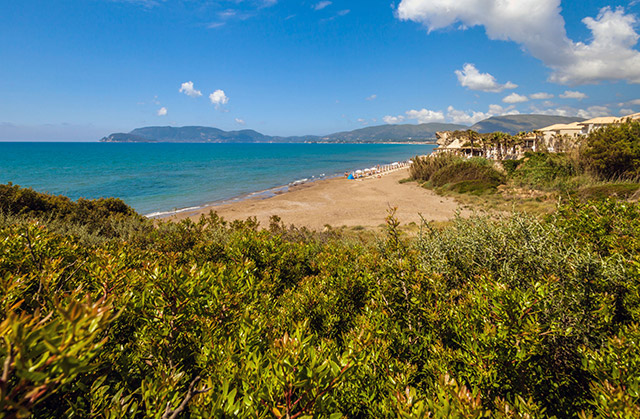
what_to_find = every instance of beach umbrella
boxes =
[355,170,363,174]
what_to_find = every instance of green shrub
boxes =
[409,153,462,182]
[511,152,578,190]
[1,189,640,417]
[430,158,506,194]
[0,183,151,241]
[582,120,640,180]
[577,183,640,201]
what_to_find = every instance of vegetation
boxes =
[410,121,640,212]
[410,154,505,195]
[1,183,640,417]
[581,120,640,180]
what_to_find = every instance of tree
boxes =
[581,120,640,179]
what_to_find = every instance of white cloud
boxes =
[235,118,246,125]
[406,109,446,123]
[209,89,229,108]
[559,90,587,100]
[577,106,610,119]
[488,104,520,116]
[314,1,331,11]
[454,63,517,92]
[530,92,554,100]
[179,81,202,98]
[366,94,377,101]
[446,106,491,124]
[628,99,640,105]
[383,115,405,124]
[337,9,350,16]
[357,118,368,125]
[620,108,635,116]
[503,93,529,104]
[396,1,640,84]
[385,103,522,126]
[157,107,168,116]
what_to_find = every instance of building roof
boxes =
[539,122,583,131]
[579,116,618,125]
[620,112,640,121]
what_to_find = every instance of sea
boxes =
[0,142,436,217]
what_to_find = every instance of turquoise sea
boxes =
[0,142,435,216]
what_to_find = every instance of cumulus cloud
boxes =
[406,109,446,123]
[157,107,168,116]
[179,81,202,97]
[577,106,610,119]
[383,115,405,124]
[488,104,520,116]
[530,92,554,100]
[446,106,491,124]
[627,99,640,105]
[357,118,368,125]
[560,90,587,100]
[455,63,517,92]
[396,1,640,84]
[620,108,635,116]
[503,93,529,104]
[314,1,331,11]
[366,94,377,101]
[385,103,522,126]
[209,89,229,108]
[235,118,246,125]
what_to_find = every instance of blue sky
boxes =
[1,0,640,140]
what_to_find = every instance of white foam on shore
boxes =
[145,205,203,219]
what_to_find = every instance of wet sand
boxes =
[167,168,470,230]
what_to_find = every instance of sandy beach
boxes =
[167,167,470,230]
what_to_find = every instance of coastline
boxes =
[165,167,471,230]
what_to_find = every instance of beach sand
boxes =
[167,168,470,230]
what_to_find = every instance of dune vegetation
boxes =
[0,185,639,418]
[410,120,640,212]
[1,121,639,417]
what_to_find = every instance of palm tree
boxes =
[489,132,508,161]
[466,130,479,156]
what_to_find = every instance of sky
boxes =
[1,0,640,140]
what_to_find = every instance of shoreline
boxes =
[165,167,470,230]
[149,160,414,220]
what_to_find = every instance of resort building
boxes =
[432,112,640,160]
[577,116,620,135]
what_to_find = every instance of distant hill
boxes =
[470,115,584,134]
[100,123,465,144]
[101,126,274,143]
[320,123,467,142]
[100,115,585,143]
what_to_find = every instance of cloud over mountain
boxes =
[455,64,517,92]
[396,0,640,84]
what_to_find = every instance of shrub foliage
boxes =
[581,120,640,180]
[0,186,640,417]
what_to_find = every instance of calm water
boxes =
[0,142,435,216]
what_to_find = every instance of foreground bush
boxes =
[410,155,505,194]
[409,153,461,182]
[582,120,640,180]
[510,151,578,190]
[0,189,639,417]
[0,183,151,241]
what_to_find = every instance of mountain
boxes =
[470,115,584,134]
[101,126,274,143]
[100,123,466,144]
[320,123,467,142]
[99,115,585,143]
